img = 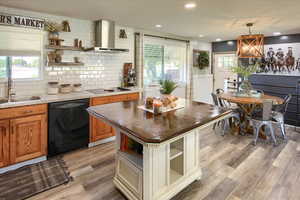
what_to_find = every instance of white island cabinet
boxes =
[87,100,231,200]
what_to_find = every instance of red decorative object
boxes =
[120,134,129,151]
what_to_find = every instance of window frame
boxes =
[0,26,45,83]
[0,54,43,83]
[143,39,188,86]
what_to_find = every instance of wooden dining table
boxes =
[218,92,284,138]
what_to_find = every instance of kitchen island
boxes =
[87,100,231,200]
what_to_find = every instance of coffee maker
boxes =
[123,63,137,87]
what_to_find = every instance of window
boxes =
[164,45,186,82]
[144,44,163,85]
[0,56,7,79]
[217,56,236,69]
[143,38,187,86]
[0,26,43,81]
[0,56,41,80]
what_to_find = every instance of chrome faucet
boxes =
[6,64,15,102]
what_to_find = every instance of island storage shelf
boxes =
[87,100,231,200]
[115,130,201,200]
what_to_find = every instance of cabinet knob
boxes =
[23,110,33,114]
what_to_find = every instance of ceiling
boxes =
[1,0,300,42]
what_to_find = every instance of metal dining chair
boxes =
[251,99,277,145]
[271,94,292,140]
[215,88,236,108]
[211,92,222,130]
[211,92,240,136]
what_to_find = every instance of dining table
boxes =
[218,92,284,138]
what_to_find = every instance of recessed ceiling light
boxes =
[281,35,288,40]
[216,38,222,42]
[155,24,162,28]
[273,32,281,36]
[184,2,197,9]
[199,34,204,38]
[227,41,234,45]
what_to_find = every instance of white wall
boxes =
[190,40,213,104]
[0,6,213,102]
[0,6,134,97]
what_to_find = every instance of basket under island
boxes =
[87,100,231,200]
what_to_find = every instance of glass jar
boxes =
[239,77,253,96]
[153,99,163,114]
[47,82,59,95]
[73,83,82,92]
[60,84,72,94]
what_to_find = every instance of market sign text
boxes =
[0,13,44,29]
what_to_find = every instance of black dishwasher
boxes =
[48,99,89,157]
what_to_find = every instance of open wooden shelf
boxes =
[170,169,183,184]
[46,45,84,51]
[170,138,183,160]
[47,62,84,66]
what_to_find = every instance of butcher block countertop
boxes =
[87,100,231,143]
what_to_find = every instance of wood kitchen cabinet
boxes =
[0,104,47,168]
[10,114,47,164]
[91,117,115,141]
[0,120,9,168]
[90,93,139,143]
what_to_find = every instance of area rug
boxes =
[0,157,72,200]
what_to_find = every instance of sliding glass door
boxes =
[143,36,187,98]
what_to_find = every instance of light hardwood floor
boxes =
[29,126,300,200]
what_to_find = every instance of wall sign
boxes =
[0,13,44,30]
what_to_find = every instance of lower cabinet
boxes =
[90,93,139,143]
[0,104,47,168]
[91,117,115,141]
[0,120,9,168]
[10,114,47,164]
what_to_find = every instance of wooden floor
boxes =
[29,126,300,200]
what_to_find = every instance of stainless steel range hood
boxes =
[85,20,129,53]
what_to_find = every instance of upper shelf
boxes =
[46,45,84,51]
[47,62,84,66]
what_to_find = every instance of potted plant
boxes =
[231,63,258,95]
[159,79,178,96]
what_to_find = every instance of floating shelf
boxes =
[46,45,84,51]
[47,62,84,66]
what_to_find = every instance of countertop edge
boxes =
[0,89,142,109]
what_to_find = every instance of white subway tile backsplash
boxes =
[0,6,134,96]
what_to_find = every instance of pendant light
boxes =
[237,23,264,58]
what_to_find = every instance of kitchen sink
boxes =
[0,99,8,104]
[11,96,41,102]
[0,96,41,104]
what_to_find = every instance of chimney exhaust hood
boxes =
[85,20,129,53]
